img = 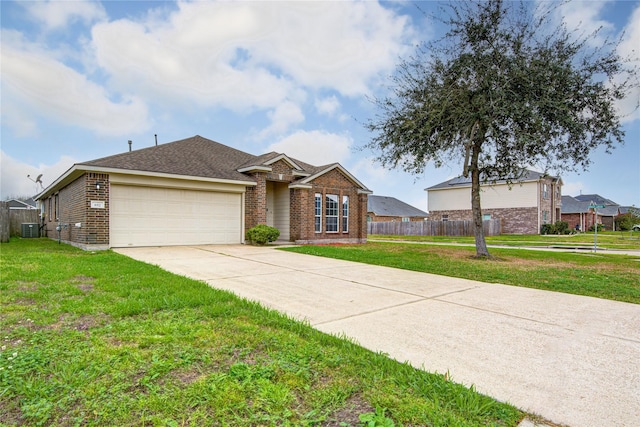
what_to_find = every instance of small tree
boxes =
[615,211,640,231]
[366,0,637,257]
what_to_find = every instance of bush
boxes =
[245,224,280,245]
[540,221,570,235]
[588,224,605,232]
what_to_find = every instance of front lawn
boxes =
[284,242,640,304]
[0,238,522,427]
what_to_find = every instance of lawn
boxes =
[0,238,523,427]
[284,242,640,304]
[369,231,640,250]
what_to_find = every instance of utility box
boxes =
[21,223,40,238]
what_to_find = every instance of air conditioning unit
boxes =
[21,223,40,238]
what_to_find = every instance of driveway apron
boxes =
[114,245,640,427]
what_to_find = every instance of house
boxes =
[7,198,37,210]
[426,170,562,234]
[35,135,371,249]
[573,194,620,230]
[367,195,428,222]
[562,194,624,231]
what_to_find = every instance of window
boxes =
[402,217,410,222]
[54,193,59,221]
[442,214,449,222]
[48,197,52,222]
[543,210,549,224]
[482,214,491,221]
[325,194,338,232]
[342,195,349,233]
[543,183,549,199]
[314,193,322,233]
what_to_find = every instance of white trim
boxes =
[236,165,272,173]
[36,164,256,200]
[263,154,304,170]
[300,163,370,192]
[289,183,313,189]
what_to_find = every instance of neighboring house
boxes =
[367,195,429,222]
[426,170,562,234]
[7,198,37,210]
[562,194,624,231]
[560,195,601,231]
[35,135,371,249]
[573,194,620,230]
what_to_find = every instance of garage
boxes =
[110,185,243,247]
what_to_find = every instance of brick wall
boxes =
[295,168,367,244]
[244,162,367,244]
[430,207,538,234]
[42,172,110,248]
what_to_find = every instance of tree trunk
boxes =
[470,140,490,258]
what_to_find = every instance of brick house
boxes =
[367,195,428,222]
[426,170,562,234]
[35,135,371,249]
[561,194,621,231]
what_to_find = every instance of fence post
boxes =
[0,202,9,243]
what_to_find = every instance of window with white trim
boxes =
[342,195,349,233]
[542,183,549,199]
[442,214,449,222]
[314,193,322,233]
[325,194,339,232]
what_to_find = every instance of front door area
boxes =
[265,181,290,241]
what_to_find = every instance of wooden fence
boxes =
[0,202,41,241]
[368,219,501,237]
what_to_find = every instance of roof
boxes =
[81,135,256,183]
[37,135,370,199]
[368,195,428,217]
[561,196,593,214]
[574,194,618,206]
[426,169,561,191]
[7,198,37,209]
[561,195,620,216]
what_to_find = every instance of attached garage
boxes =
[110,184,244,247]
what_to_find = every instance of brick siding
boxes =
[42,173,109,249]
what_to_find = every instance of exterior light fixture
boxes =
[96,182,101,190]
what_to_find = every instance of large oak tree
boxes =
[366,0,637,257]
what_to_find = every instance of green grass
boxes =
[0,238,522,427]
[370,231,640,250]
[283,242,640,304]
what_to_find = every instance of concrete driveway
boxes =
[114,244,640,427]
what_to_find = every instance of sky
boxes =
[1,0,639,211]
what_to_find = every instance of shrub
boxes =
[246,224,280,245]
[588,224,605,232]
[541,221,570,235]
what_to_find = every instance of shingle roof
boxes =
[574,194,618,206]
[80,135,257,182]
[368,195,428,217]
[561,196,592,213]
[426,169,559,190]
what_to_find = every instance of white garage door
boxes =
[110,185,242,247]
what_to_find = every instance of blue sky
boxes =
[2,0,639,210]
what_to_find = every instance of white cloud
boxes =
[257,101,306,139]
[89,1,412,111]
[0,151,76,199]
[315,96,341,116]
[562,180,587,198]
[554,1,615,45]
[1,32,151,136]
[21,0,106,31]
[267,130,352,165]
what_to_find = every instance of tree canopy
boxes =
[366,0,638,257]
